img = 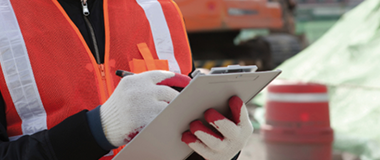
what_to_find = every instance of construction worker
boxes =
[0,0,253,159]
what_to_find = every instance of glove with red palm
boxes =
[100,70,191,147]
[182,96,253,160]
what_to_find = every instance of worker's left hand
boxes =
[181,96,253,160]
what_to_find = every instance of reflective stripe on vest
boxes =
[137,0,181,73]
[0,0,47,137]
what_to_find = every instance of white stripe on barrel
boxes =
[267,93,329,102]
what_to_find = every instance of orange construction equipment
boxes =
[175,0,299,71]
[175,0,284,32]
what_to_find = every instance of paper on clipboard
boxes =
[113,69,281,160]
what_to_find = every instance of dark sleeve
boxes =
[0,93,109,160]
[186,151,241,160]
[0,93,8,142]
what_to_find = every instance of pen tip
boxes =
[116,70,123,77]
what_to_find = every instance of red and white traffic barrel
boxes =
[261,80,334,160]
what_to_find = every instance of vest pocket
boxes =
[129,43,169,73]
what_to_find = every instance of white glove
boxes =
[100,70,191,147]
[181,96,253,160]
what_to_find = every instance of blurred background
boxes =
[176,0,364,71]
[175,0,380,160]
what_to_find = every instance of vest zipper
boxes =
[81,0,109,99]
[81,0,90,16]
[82,0,101,64]
[98,64,109,98]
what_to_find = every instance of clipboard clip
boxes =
[191,69,206,78]
[192,65,258,78]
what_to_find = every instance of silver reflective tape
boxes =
[267,93,329,102]
[104,150,114,156]
[0,0,47,135]
[136,0,181,73]
[9,135,22,141]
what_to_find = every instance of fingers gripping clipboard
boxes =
[113,66,281,160]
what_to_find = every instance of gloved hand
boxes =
[181,96,253,160]
[100,70,191,147]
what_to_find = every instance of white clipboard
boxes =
[113,69,281,160]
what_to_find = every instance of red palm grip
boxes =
[229,96,243,124]
[181,131,198,144]
[190,120,223,141]
[204,109,225,128]
[157,73,191,88]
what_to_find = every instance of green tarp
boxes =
[253,0,380,159]
[296,20,338,43]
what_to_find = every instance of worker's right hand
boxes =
[100,70,191,147]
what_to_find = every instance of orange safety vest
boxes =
[0,0,192,158]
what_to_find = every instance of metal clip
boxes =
[191,69,206,78]
[81,0,90,16]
